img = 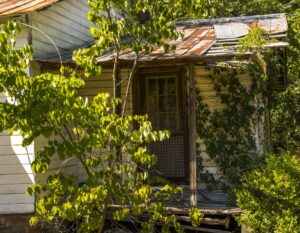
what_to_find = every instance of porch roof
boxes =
[34,13,289,64]
[97,13,288,63]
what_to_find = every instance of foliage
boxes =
[195,67,260,189]
[189,207,204,227]
[235,152,300,233]
[270,8,300,152]
[0,21,203,233]
[74,0,195,115]
[271,83,300,152]
[193,0,300,153]
[195,28,277,189]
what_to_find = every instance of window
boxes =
[146,76,179,131]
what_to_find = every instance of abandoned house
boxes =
[0,1,288,231]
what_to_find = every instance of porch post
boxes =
[188,64,197,206]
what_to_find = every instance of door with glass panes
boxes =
[139,71,189,184]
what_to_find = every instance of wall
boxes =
[0,18,36,215]
[37,65,133,183]
[195,66,267,190]
[31,0,92,60]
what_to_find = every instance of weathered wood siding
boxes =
[194,66,263,189]
[37,66,133,183]
[31,0,92,60]
[76,68,133,180]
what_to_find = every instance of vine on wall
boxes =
[196,66,261,189]
[195,28,282,190]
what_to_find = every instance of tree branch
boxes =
[122,53,139,117]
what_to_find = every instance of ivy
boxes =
[195,28,281,190]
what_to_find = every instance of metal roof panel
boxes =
[0,0,60,16]
[33,14,288,63]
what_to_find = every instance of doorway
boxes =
[136,68,189,184]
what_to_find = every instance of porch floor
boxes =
[107,186,242,232]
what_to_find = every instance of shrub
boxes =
[236,152,300,233]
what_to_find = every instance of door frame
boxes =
[133,66,190,184]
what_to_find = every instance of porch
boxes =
[107,186,242,233]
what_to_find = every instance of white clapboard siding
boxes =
[0,145,34,155]
[34,133,79,184]
[0,204,34,214]
[0,184,32,195]
[0,155,34,165]
[35,66,133,183]
[0,135,24,146]
[0,174,34,185]
[0,194,34,205]
[195,66,253,183]
[0,48,35,214]
[15,25,29,50]
[0,165,33,175]
[31,0,92,59]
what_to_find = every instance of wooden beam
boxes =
[188,64,197,206]
[108,205,243,216]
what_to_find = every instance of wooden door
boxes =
[137,69,189,184]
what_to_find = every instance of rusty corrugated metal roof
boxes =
[96,14,288,63]
[33,13,288,63]
[0,0,60,16]
[96,26,216,63]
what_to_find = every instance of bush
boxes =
[235,152,300,233]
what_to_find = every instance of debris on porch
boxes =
[106,186,242,233]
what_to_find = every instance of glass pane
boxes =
[169,112,177,130]
[159,113,168,129]
[168,95,177,112]
[159,96,167,112]
[158,78,167,95]
[148,96,158,113]
[149,113,159,130]
[148,78,157,96]
[167,78,176,94]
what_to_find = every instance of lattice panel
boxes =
[149,135,185,178]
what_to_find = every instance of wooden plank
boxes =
[0,184,33,195]
[0,135,24,146]
[32,9,90,38]
[59,0,90,20]
[0,165,33,175]
[0,145,34,155]
[164,206,242,215]
[0,174,35,185]
[177,215,229,226]
[0,194,34,205]
[180,224,231,233]
[77,88,113,96]
[0,204,34,214]
[47,2,91,28]
[0,154,34,165]
[83,80,113,88]
[188,64,197,206]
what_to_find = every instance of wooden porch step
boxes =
[107,205,242,232]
